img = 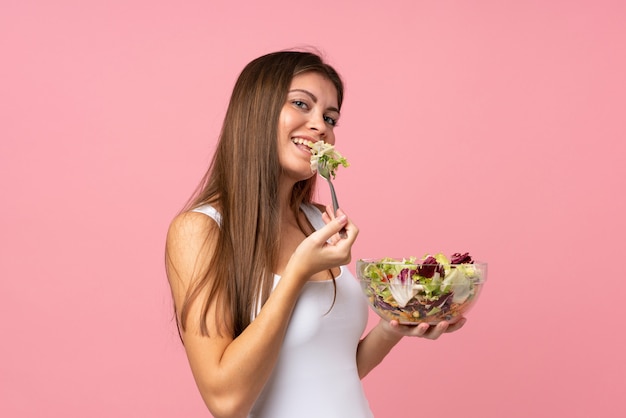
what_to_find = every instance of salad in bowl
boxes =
[356,253,487,325]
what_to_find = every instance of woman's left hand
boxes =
[379,317,467,340]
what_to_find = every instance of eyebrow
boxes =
[289,89,340,114]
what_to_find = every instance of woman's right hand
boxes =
[286,206,359,280]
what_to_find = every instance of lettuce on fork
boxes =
[310,141,349,178]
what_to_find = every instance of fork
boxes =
[317,160,348,239]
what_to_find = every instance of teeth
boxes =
[292,138,314,148]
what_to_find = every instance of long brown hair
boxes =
[173,50,344,338]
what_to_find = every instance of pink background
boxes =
[2,1,625,417]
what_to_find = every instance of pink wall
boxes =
[2,1,625,417]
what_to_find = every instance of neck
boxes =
[278,179,296,220]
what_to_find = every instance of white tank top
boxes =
[192,204,374,418]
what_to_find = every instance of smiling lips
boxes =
[292,137,315,153]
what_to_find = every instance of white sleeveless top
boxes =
[192,204,374,418]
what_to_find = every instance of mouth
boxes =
[292,137,315,154]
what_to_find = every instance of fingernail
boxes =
[336,214,347,224]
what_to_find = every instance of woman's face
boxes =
[277,71,340,182]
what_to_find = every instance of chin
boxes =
[281,166,315,183]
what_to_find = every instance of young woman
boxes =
[165,50,465,418]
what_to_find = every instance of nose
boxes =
[307,112,327,137]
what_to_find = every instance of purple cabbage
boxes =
[451,252,473,264]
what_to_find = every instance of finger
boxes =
[406,322,446,339]
[334,208,348,239]
[392,318,464,339]
[390,320,430,337]
[406,322,445,340]
[326,204,336,220]
[311,212,349,244]
[321,204,338,224]
[329,209,356,233]
[414,323,431,337]
[430,321,449,339]
[445,317,467,333]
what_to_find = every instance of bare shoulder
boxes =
[166,211,220,287]
[167,211,219,245]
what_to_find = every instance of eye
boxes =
[292,100,309,110]
[324,115,338,126]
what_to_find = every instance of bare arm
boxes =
[356,318,467,379]
[166,210,356,418]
